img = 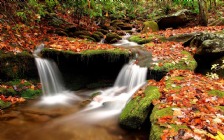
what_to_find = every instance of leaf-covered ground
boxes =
[136,70,224,139]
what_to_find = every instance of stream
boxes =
[0,90,148,140]
[0,33,151,140]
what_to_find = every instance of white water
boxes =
[73,60,147,122]
[34,44,81,105]
[112,33,140,47]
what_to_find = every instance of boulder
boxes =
[142,21,159,33]
[119,86,161,129]
[157,9,195,29]
[105,33,122,43]
[184,32,224,65]
[196,39,224,56]
[211,56,224,77]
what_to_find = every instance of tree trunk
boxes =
[198,0,208,26]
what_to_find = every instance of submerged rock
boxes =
[119,86,161,129]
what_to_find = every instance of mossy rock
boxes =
[119,86,161,129]
[0,100,11,109]
[142,21,159,33]
[93,31,104,38]
[0,51,38,80]
[149,105,189,140]
[73,31,91,38]
[152,51,197,72]
[79,35,96,42]
[129,34,165,44]
[105,33,122,44]
[97,29,108,35]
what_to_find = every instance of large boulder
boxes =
[184,32,224,63]
[119,86,161,129]
[157,9,195,29]
[142,21,159,33]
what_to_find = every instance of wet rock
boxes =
[93,31,104,38]
[105,33,122,44]
[211,56,224,77]
[119,86,161,129]
[119,23,132,30]
[157,9,195,29]
[142,21,159,33]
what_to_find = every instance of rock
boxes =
[91,33,101,42]
[119,86,161,129]
[105,33,122,44]
[73,31,91,38]
[157,9,195,29]
[166,33,198,42]
[151,51,197,72]
[93,31,104,38]
[118,23,133,30]
[142,21,159,33]
[97,29,109,35]
[184,32,224,67]
[23,113,51,122]
[196,39,224,56]
[0,51,38,80]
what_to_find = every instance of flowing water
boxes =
[0,40,151,140]
[33,44,81,105]
[112,33,140,47]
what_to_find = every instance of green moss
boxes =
[218,106,224,111]
[150,105,174,123]
[150,124,164,140]
[129,35,152,44]
[142,21,159,33]
[165,76,183,90]
[208,90,224,97]
[21,89,41,99]
[0,100,11,109]
[119,86,161,129]
[0,51,37,80]
[153,51,197,72]
[80,49,130,57]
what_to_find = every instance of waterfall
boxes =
[76,60,147,122]
[33,44,81,105]
[35,58,65,96]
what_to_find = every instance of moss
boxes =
[150,105,174,123]
[142,21,159,33]
[208,90,224,97]
[21,89,41,99]
[129,35,152,44]
[150,124,165,140]
[165,76,183,90]
[218,106,224,111]
[153,51,197,72]
[119,86,161,129]
[93,31,104,38]
[80,49,130,56]
[0,100,11,109]
[0,51,37,80]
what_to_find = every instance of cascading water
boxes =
[33,44,81,105]
[72,60,147,122]
[112,33,140,47]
